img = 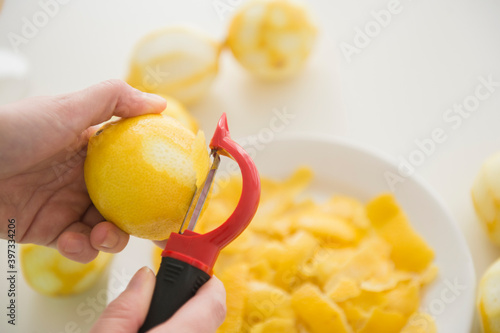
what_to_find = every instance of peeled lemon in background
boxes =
[152,245,162,272]
[126,27,221,105]
[471,152,500,246]
[21,244,112,297]
[160,95,199,133]
[478,258,500,333]
[227,0,317,80]
[84,114,210,240]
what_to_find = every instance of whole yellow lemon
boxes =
[21,244,112,297]
[84,114,210,240]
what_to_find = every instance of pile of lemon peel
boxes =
[154,167,437,333]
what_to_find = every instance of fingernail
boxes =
[100,229,119,249]
[143,92,166,107]
[127,267,153,291]
[64,237,83,254]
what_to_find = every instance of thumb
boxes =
[54,79,167,134]
[0,80,166,177]
[90,267,156,333]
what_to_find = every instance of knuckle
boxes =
[209,294,227,325]
[100,79,128,92]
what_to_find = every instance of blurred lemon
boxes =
[84,114,210,240]
[478,258,500,332]
[127,27,221,105]
[227,0,317,80]
[161,95,199,133]
[472,152,500,246]
[21,244,112,297]
[152,245,162,271]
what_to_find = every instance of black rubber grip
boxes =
[138,256,210,333]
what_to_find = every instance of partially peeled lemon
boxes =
[227,0,317,80]
[21,244,112,297]
[127,27,221,105]
[471,152,500,246]
[84,114,210,240]
[478,258,500,333]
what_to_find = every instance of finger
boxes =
[90,221,129,253]
[90,267,156,333]
[149,276,227,333]
[81,206,130,254]
[71,80,166,130]
[26,80,166,146]
[82,124,103,142]
[81,205,105,227]
[0,80,166,178]
[56,222,99,263]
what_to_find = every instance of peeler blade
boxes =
[179,149,220,233]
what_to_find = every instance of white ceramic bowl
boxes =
[248,134,475,333]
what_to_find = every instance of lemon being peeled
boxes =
[84,114,210,240]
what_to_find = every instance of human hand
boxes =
[91,267,226,333]
[0,80,166,263]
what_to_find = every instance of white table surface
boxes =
[0,0,499,332]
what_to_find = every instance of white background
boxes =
[0,0,499,332]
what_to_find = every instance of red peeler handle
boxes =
[161,113,261,274]
[138,114,260,333]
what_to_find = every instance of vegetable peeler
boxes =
[139,113,261,333]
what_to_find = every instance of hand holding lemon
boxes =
[0,80,166,263]
[1,81,226,333]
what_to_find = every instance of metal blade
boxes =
[178,150,220,233]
